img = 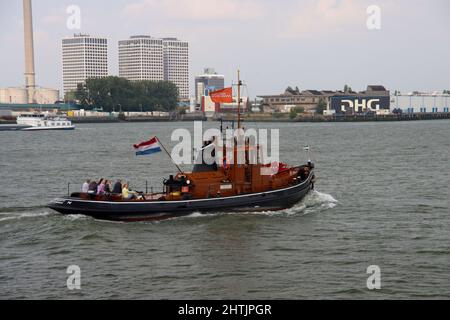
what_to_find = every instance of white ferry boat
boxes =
[16,114,75,131]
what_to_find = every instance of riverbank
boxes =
[71,112,450,123]
[69,113,206,123]
[1,112,450,125]
[218,112,450,123]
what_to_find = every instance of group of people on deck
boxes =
[81,179,141,200]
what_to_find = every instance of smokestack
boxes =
[23,0,36,104]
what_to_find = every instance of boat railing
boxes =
[66,181,166,197]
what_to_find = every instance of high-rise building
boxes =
[195,68,225,104]
[162,38,189,100]
[62,34,108,94]
[118,36,164,82]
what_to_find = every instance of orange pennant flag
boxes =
[210,87,233,103]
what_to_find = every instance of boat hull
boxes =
[0,124,31,131]
[21,126,75,131]
[48,171,314,222]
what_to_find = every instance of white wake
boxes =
[177,190,338,220]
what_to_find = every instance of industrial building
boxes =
[0,103,75,118]
[391,93,450,113]
[0,87,59,105]
[259,90,325,113]
[258,86,391,115]
[195,68,225,106]
[62,34,108,95]
[201,95,249,117]
[327,86,391,115]
[0,0,60,106]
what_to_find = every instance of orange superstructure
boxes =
[162,71,312,201]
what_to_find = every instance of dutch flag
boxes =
[133,136,162,156]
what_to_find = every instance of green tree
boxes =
[316,98,327,114]
[344,84,353,93]
[289,106,305,119]
[73,83,91,109]
[289,108,297,119]
[285,86,300,95]
[293,106,304,113]
[72,76,179,112]
[285,86,294,94]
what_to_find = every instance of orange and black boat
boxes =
[48,73,316,221]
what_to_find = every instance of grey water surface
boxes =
[1,120,449,299]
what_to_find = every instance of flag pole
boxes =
[156,137,184,174]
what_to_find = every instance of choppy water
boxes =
[1,120,450,299]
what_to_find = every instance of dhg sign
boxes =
[331,96,390,113]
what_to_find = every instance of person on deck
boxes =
[88,180,98,195]
[112,179,122,194]
[104,180,112,194]
[81,179,90,193]
[122,183,138,200]
[97,179,106,195]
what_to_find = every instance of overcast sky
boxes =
[0,0,449,96]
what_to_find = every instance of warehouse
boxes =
[391,93,450,113]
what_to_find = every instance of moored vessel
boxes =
[17,113,75,131]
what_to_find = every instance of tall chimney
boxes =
[23,0,36,104]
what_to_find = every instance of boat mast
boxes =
[237,70,241,130]
[232,70,241,192]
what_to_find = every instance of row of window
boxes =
[63,38,107,45]
[38,122,71,127]
[119,40,163,45]
[119,63,163,66]
[266,97,319,103]
[407,107,450,113]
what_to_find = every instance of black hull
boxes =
[48,172,314,222]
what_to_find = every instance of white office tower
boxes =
[62,34,108,94]
[118,36,164,82]
[163,38,189,100]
